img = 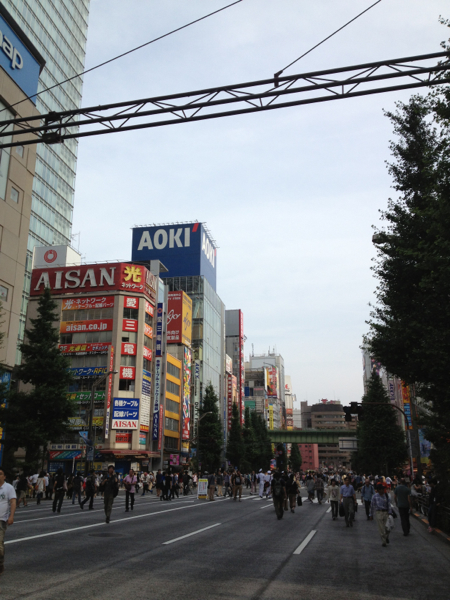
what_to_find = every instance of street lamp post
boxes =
[87,369,118,472]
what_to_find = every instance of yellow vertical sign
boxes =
[269,405,274,430]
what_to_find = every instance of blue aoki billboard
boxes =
[131,222,217,291]
[0,6,45,102]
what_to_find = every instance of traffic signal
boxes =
[343,406,353,422]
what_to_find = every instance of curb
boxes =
[411,510,450,544]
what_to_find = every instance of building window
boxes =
[164,436,178,450]
[10,187,19,203]
[15,146,24,158]
[122,331,137,343]
[144,335,152,347]
[120,355,136,367]
[145,312,153,325]
[0,285,8,301]
[167,362,180,379]
[166,398,180,414]
[166,380,180,396]
[143,358,151,371]
[165,417,179,432]
[119,379,135,391]
[123,307,139,320]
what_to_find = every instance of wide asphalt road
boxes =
[2,488,449,600]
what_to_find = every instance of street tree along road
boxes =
[1,489,449,600]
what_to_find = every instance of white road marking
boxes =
[293,530,317,555]
[326,507,331,513]
[5,500,215,545]
[260,504,273,509]
[162,523,221,545]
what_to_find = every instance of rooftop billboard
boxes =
[131,222,217,291]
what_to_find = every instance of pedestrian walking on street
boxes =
[257,469,265,498]
[207,472,216,501]
[340,476,356,527]
[327,479,340,520]
[394,478,412,536]
[156,469,163,498]
[427,479,441,533]
[216,470,223,497]
[360,478,375,520]
[271,472,286,519]
[315,476,324,504]
[0,467,16,576]
[16,474,28,507]
[370,483,393,546]
[224,471,232,497]
[71,472,83,505]
[100,465,119,523]
[35,471,46,505]
[287,473,298,513]
[124,468,137,511]
[52,468,66,514]
[80,469,96,510]
[232,470,243,501]
[306,477,315,502]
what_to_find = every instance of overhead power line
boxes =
[2,0,244,115]
[274,0,383,85]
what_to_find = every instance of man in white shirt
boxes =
[0,467,16,575]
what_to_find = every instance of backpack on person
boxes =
[273,479,283,497]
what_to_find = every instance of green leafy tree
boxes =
[242,406,256,472]
[226,402,245,469]
[197,382,222,473]
[289,443,303,472]
[250,411,272,470]
[353,372,408,475]
[365,90,450,484]
[0,288,75,470]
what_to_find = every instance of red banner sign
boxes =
[144,323,153,338]
[123,319,138,332]
[120,366,136,380]
[31,263,153,296]
[116,432,132,443]
[105,346,115,440]
[121,343,137,355]
[62,296,114,310]
[124,296,139,309]
[60,319,113,334]
[158,405,163,451]
[143,346,152,361]
[145,301,154,317]
[59,342,110,355]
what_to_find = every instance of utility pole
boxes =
[87,369,117,472]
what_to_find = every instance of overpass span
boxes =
[268,429,357,444]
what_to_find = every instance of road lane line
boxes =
[293,530,317,555]
[5,501,216,545]
[326,507,331,513]
[260,504,273,509]
[162,523,221,545]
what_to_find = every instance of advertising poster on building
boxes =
[60,319,113,334]
[239,310,244,426]
[124,296,139,309]
[61,296,115,311]
[167,291,192,346]
[59,342,110,355]
[419,429,432,465]
[104,346,114,440]
[197,478,208,500]
[225,354,233,374]
[286,408,293,430]
[112,398,140,430]
[227,374,233,430]
[182,347,192,441]
[122,343,137,356]
[69,366,107,379]
[141,368,151,432]
[269,405,274,430]
[153,357,162,441]
[31,263,154,298]
[265,367,278,398]
[67,390,105,404]
[155,303,164,357]
[193,359,201,440]
[401,382,413,430]
[158,405,163,451]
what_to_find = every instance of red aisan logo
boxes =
[44,249,57,263]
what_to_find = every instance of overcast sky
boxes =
[71,0,448,407]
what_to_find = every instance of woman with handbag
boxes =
[124,468,137,512]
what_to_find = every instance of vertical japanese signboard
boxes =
[155,303,164,357]
[153,357,162,441]
[0,371,11,466]
[158,405,163,451]
[182,347,191,441]
[193,359,201,441]
[239,310,244,426]
[401,382,413,430]
[269,405,274,430]
[104,346,114,440]
[227,373,233,430]
[141,369,151,432]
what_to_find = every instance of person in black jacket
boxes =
[99,466,119,523]
[52,468,65,513]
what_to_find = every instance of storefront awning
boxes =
[97,449,160,457]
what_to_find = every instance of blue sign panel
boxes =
[112,397,140,420]
[131,222,217,291]
[69,366,107,378]
[0,14,42,102]
[152,357,162,441]
[155,303,163,357]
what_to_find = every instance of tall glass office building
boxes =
[3,0,90,358]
